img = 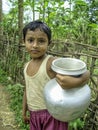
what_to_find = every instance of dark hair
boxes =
[23,20,51,44]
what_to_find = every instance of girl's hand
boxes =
[22,115,30,124]
[56,71,90,89]
[56,74,77,89]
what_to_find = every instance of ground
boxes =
[0,85,19,130]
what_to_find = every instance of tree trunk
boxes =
[0,0,3,59]
[18,0,23,46]
[0,0,3,43]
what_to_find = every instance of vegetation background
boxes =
[0,0,98,130]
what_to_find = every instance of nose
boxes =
[32,40,38,48]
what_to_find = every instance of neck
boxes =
[32,54,47,61]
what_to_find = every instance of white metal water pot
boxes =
[44,58,91,122]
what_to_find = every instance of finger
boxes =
[25,120,29,124]
[56,73,62,78]
[56,77,63,87]
[56,74,62,82]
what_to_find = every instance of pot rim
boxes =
[51,58,87,75]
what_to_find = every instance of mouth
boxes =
[30,50,40,53]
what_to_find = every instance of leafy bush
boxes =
[69,118,84,130]
[6,83,29,130]
[0,69,8,85]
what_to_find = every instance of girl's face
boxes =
[24,28,49,59]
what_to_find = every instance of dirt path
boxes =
[0,85,19,130]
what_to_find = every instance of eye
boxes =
[38,39,46,44]
[28,38,34,43]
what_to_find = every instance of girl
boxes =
[22,20,90,130]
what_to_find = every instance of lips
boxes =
[30,50,40,53]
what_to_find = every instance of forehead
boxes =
[26,28,48,38]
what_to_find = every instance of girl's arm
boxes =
[22,88,30,123]
[56,70,90,89]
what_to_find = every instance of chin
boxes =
[31,54,45,59]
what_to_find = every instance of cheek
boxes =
[41,46,48,52]
[26,46,29,51]
[25,42,30,49]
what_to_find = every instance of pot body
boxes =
[44,78,91,122]
[44,58,91,122]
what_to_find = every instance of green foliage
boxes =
[0,69,13,85]
[6,83,29,130]
[0,69,28,129]
[69,118,84,130]
[3,0,98,46]
[0,69,8,85]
